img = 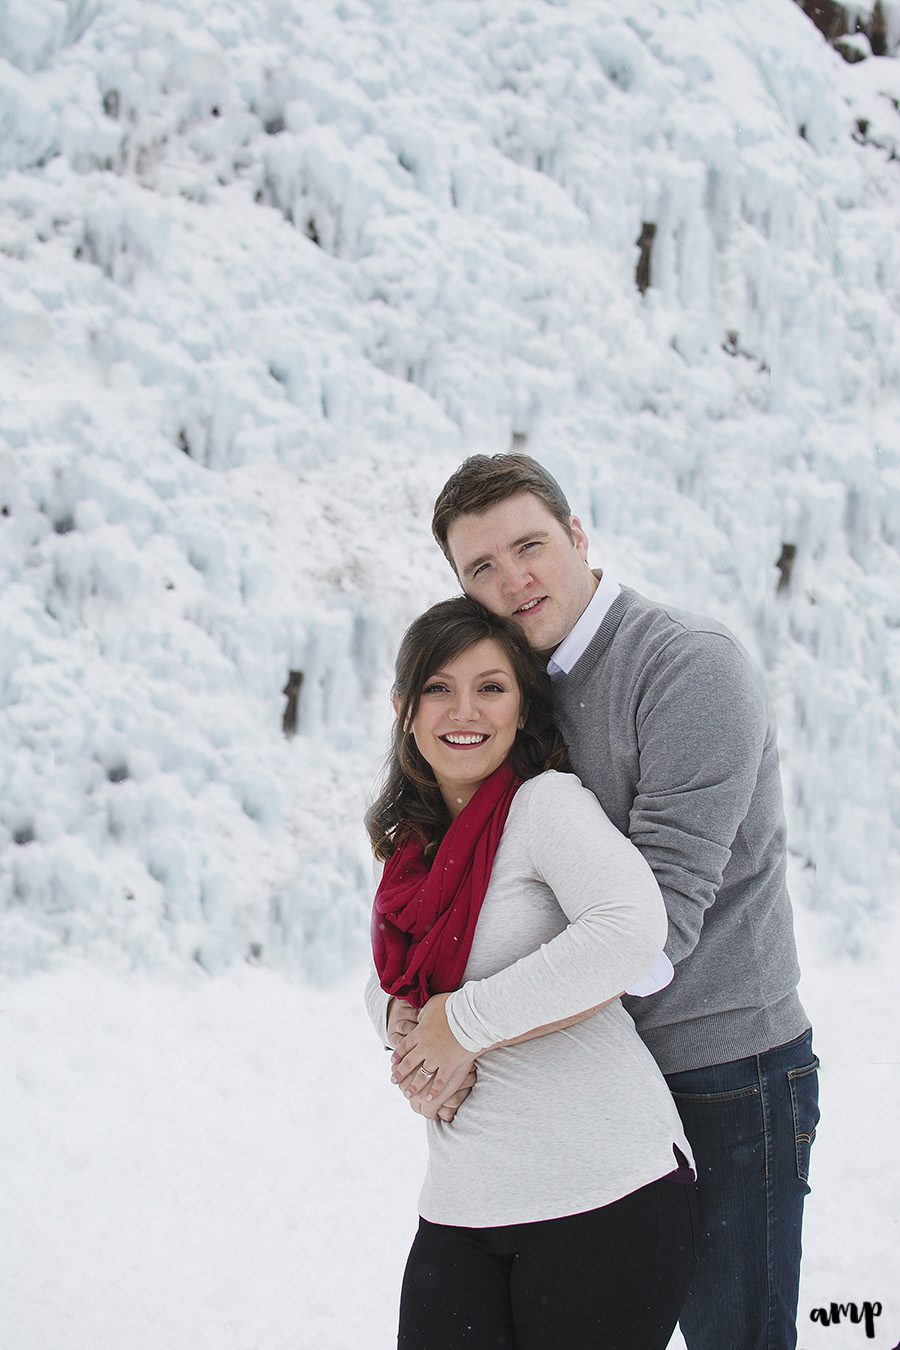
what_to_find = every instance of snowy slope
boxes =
[2,0,899,976]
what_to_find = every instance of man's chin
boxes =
[511,617,557,656]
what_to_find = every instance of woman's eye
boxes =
[422,682,448,694]
[481,683,505,693]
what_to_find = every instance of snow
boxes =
[2,873,898,1349]
[1,0,899,1344]
[0,964,424,1350]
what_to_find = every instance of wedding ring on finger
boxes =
[417,1066,437,1079]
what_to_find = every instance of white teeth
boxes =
[442,733,488,745]
[516,598,542,613]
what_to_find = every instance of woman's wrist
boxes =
[444,988,489,1056]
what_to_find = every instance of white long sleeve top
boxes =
[365,770,694,1227]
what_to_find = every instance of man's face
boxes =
[446,492,597,654]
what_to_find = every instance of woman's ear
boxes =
[518,699,529,731]
[392,692,410,733]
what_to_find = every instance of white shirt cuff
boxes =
[625,952,674,997]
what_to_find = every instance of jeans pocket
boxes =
[787,1059,820,1184]
[668,1083,760,1105]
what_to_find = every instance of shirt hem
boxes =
[417,1151,692,1229]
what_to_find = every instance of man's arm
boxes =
[629,630,771,964]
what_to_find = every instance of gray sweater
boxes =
[552,586,809,1074]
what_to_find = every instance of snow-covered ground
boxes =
[0,962,423,1350]
[2,0,899,1345]
[2,865,899,1350]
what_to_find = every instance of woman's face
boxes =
[404,638,522,818]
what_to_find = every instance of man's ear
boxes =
[570,514,590,563]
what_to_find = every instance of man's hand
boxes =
[391,992,478,1112]
[386,997,419,1050]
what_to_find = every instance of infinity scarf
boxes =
[372,760,523,1009]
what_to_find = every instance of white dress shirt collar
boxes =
[547,570,621,680]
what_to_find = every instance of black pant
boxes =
[398,1176,699,1349]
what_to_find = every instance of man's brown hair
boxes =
[431,453,573,571]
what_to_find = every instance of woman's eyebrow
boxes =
[426,668,510,680]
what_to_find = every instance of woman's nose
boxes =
[448,692,477,721]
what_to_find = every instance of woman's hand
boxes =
[391,992,478,1109]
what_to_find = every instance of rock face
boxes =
[796,0,899,59]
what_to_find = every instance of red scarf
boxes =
[372,760,523,1009]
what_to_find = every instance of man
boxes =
[413,451,818,1350]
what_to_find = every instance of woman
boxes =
[365,597,697,1350]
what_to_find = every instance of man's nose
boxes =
[500,557,533,596]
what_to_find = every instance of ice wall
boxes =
[1,0,898,976]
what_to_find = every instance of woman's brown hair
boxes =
[365,597,569,861]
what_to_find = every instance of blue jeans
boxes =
[665,1029,819,1350]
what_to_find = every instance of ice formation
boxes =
[1,0,898,977]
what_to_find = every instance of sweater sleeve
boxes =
[363,964,393,1047]
[629,630,769,965]
[445,773,668,1053]
[364,857,393,1046]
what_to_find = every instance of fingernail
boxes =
[404,1090,412,1098]
[390,1076,398,1083]
[426,1093,434,1102]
